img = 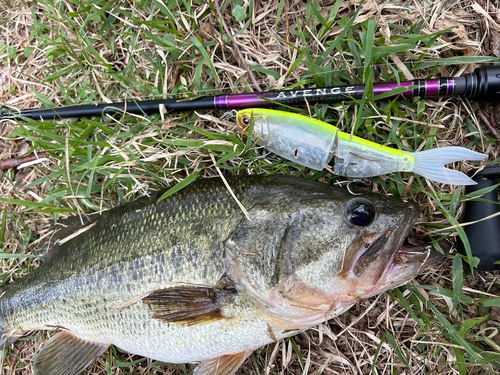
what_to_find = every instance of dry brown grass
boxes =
[1,0,500,374]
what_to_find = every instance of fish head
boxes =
[272,188,444,320]
[337,195,441,296]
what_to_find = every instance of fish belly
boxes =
[7,286,284,363]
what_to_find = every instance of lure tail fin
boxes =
[408,147,487,185]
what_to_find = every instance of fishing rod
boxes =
[1,66,500,121]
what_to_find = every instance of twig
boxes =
[0,151,48,171]
[478,108,500,141]
[209,153,251,221]
[213,0,262,92]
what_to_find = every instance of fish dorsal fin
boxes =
[33,331,108,375]
[193,350,253,375]
[142,286,236,326]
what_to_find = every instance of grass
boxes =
[1,0,500,374]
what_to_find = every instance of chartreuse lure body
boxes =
[236,109,486,185]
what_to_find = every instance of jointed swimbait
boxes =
[236,109,487,185]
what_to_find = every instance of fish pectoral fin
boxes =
[142,286,236,326]
[33,331,108,375]
[193,350,253,375]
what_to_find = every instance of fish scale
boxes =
[0,176,442,375]
[0,178,292,358]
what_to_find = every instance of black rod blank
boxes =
[2,66,500,121]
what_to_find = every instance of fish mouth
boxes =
[389,241,446,275]
[394,243,440,266]
[353,216,445,287]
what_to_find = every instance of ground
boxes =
[1,0,500,374]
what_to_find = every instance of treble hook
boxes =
[220,109,237,121]
[341,164,373,195]
[346,180,362,196]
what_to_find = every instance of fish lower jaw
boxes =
[377,243,442,289]
[265,296,362,328]
[363,263,429,299]
[258,302,332,330]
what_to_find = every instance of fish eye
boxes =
[345,198,376,226]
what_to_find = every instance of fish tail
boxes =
[408,147,487,185]
[0,310,9,349]
[0,296,21,349]
[0,326,10,350]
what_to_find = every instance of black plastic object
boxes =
[455,66,500,98]
[458,167,500,270]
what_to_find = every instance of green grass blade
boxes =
[288,337,304,369]
[157,171,201,203]
[190,35,220,85]
[452,255,464,313]
[0,198,58,208]
[0,253,36,259]
[410,287,483,362]
[478,297,500,307]
[414,56,500,70]
[0,208,7,250]
[385,332,409,366]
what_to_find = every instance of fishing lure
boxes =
[236,109,486,185]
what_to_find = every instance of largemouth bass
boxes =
[0,176,441,375]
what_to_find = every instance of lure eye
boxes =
[345,199,376,226]
[242,116,250,126]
